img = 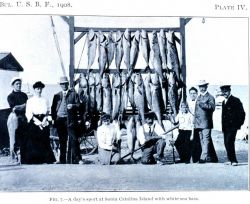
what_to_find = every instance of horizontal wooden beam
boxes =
[74,27,181,33]
[74,68,169,74]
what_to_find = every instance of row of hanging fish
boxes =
[78,70,182,130]
[86,29,183,86]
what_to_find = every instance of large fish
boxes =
[140,29,150,68]
[98,31,108,76]
[167,31,181,83]
[95,73,102,113]
[161,72,169,111]
[126,116,137,160]
[111,72,121,120]
[168,71,178,116]
[130,30,140,73]
[158,29,168,69]
[107,31,115,68]
[78,73,90,120]
[88,72,96,114]
[122,29,131,71]
[7,112,18,157]
[115,30,123,72]
[144,72,152,110]
[151,30,164,79]
[134,73,146,123]
[151,73,165,130]
[87,29,97,71]
[119,70,128,118]
[128,73,135,110]
[101,73,112,115]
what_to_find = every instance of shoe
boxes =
[224,161,231,165]
[198,159,206,164]
[232,162,238,166]
[78,160,84,165]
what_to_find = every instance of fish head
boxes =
[79,73,88,88]
[108,31,114,42]
[88,72,95,86]
[98,31,106,43]
[112,72,121,87]
[159,29,166,38]
[151,73,160,85]
[134,73,143,85]
[115,30,123,42]
[95,73,101,85]
[134,30,140,41]
[144,72,151,83]
[167,31,174,43]
[141,29,148,39]
[124,28,131,40]
[88,29,96,41]
[152,30,158,44]
[101,73,110,88]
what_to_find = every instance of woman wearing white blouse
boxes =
[22,81,55,164]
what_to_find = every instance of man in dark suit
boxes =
[51,76,82,164]
[194,80,218,163]
[220,85,245,166]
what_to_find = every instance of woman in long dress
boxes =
[22,81,56,164]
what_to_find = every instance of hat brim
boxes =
[58,81,69,84]
[198,83,209,86]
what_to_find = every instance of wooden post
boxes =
[69,16,75,88]
[180,18,187,103]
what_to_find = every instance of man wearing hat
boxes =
[137,111,166,164]
[194,80,218,163]
[51,76,82,164]
[220,85,245,166]
[7,77,28,163]
[96,113,121,165]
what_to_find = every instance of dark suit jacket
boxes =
[222,95,245,132]
[51,88,80,126]
[194,92,215,129]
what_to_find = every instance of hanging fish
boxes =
[88,72,96,115]
[134,73,146,123]
[122,28,131,72]
[115,30,124,72]
[144,72,152,110]
[130,30,140,74]
[111,72,121,120]
[151,73,165,130]
[167,31,181,83]
[95,73,102,113]
[158,29,168,69]
[126,115,137,161]
[87,29,97,71]
[119,70,128,118]
[140,29,150,69]
[128,73,135,110]
[101,73,112,115]
[161,72,169,111]
[98,31,108,76]
[151,30,164,79]
[107,31,115,68]
[168,71,178,117]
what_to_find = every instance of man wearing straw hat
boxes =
[7,77,28,163]
[51,76,82,164]
[194,80,218,163]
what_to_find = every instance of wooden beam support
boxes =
[69,16,75,88]
[74,32,87,44]
[60,16,69,25]
[74,27,181,33]
[184,18,192,25]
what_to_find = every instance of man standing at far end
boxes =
[220,85,245,166]
[51,76,82,164]
[194,80,218,163]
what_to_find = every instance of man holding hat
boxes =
[51,76,82,164]
[220,84,245,166]
[96,113,121,165]
[194,80,218,163]
[7,77,28,163]
[137,111,166,164]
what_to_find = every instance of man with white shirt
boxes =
[137,112,166,164]
[194,80,218,163]
[51,76,81,164]
[96,114,121,165]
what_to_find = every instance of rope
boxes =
[50,16,66,76]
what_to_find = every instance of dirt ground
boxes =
[0,130,248,191]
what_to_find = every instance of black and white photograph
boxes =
[0,0,249,203]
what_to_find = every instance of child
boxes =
[174,102,193,163]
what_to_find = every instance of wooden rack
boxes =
[65,16,191,102]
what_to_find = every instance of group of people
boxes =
[6,76,245,166]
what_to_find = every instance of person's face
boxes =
[146,117,153,125]
[198,85,208,93]
[189,90,198,101]
[60,83,69,91]
[13,80,22,92]
[221,89,231,99]
[34,87,43,95]
[103,119,110,126]
[181,105,188,113]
